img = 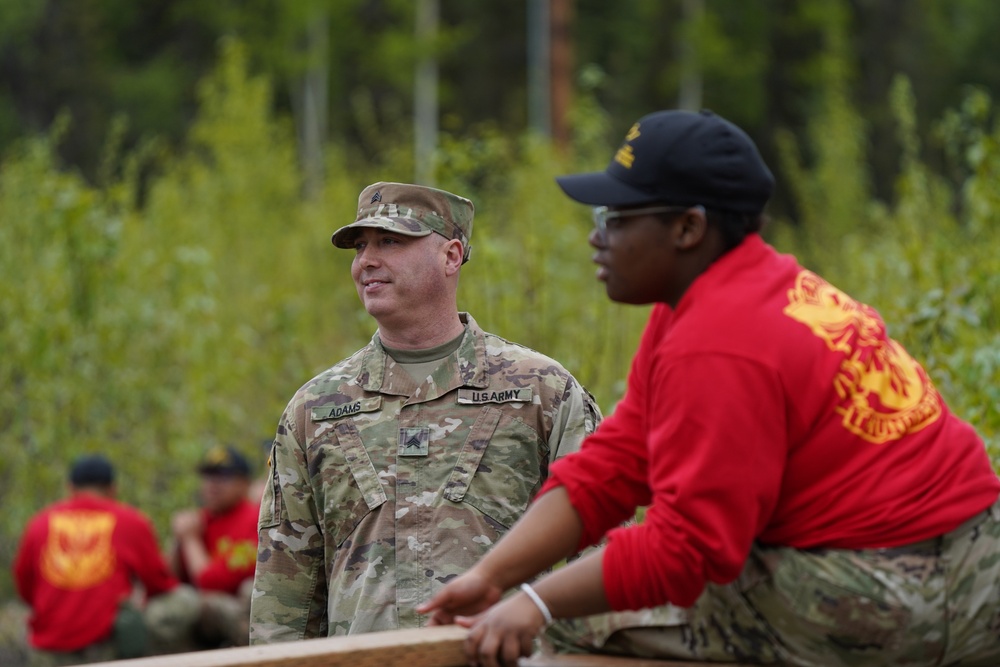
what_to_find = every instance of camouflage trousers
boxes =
[146,580,254,653]
[545,498,1000,666]
[27,642,115,667]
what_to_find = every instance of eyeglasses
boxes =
[591,205,705,234]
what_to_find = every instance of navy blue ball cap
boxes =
[69,454,115,487]
[197,445,251,478]
[556,109,774,214]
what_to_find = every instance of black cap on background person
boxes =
[196,445,251,478]
[69,454,115,488]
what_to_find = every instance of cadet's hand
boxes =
[171,509,203,539]
[417,570,503,626]
[462,592,548,667]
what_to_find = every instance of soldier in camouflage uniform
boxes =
[419,111,1000,667]
[249,182,602,643]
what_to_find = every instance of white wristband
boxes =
[520,583,554,626]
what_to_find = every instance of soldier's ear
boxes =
[443,239,464,275]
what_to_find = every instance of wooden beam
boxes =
[78,626,743,667]
[82,626,469,667]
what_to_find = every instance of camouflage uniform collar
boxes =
[357,312,489,393]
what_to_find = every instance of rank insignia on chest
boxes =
[398,426,431,457]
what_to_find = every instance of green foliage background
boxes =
[1,38,999,602]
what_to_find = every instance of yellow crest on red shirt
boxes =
[783,270,941,444]
[41,511,117,589]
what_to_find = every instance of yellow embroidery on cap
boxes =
[615,144,635,168]
[624,123,641,141]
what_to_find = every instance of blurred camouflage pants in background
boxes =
[147,580,253,653]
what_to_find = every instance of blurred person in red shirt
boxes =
[169,444,259,647]
[14,455,197,665]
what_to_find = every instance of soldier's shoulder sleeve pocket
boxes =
[258,443,282,529]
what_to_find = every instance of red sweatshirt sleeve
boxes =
[602,352,787,609]
[542,383,654,549]
[125,512,179,597]
[540,306,668,548]
[13,518,41,604]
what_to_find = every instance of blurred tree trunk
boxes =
[850,0,911,204]
[528,0,572,152]
[677,0,703,110]
[414,0,439,186]
[550,0,573,152]
[527,0,550,137]
[291,7,329,200]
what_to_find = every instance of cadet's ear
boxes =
[674,206,709,250]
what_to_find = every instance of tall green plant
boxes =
[770,1,873,278]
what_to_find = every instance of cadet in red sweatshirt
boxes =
[419,109,1000,667]
[14,455,180,663]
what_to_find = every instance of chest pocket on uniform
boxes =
[444,399,542,530]
[330,420,387,511]
[311,399,386,547]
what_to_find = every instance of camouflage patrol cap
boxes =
[331,182,475,263]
